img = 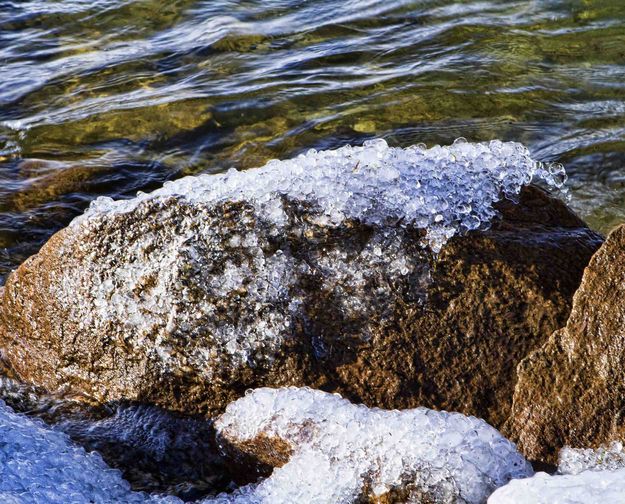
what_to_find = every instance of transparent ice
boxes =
[75,138,565,253]
[213,387,532,503]
[558,441,625,475]
[488,442,625,503]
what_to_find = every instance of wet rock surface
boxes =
[213,387,532,504]
[0,141,601,427]
[508,224,625,464]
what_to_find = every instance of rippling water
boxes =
[1,0,625,282]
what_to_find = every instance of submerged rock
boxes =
[213,387,532,504]
[507,224,625,463]
[0,140,601,422]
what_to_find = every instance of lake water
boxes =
[2,0,625,282]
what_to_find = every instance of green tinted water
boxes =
[2,0,625,281]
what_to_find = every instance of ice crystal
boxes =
[0,400,179,504]
[213,387,532,503]
[76,138,564,252]
[558,441,625,474]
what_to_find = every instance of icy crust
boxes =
[558,441,625,474]
[75,138,565,252]
[489,442,625,504]
[487,469,625,504]
[47,139,566,394]
[0,400,179,504]
[213,387,532,503]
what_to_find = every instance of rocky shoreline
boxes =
[0,139,621,503]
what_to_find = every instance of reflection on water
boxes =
[2,0,625,281]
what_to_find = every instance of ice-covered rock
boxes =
[0,139,601,420]
[213,387,532,504]
[0,373,231,498]
[72,138,567,253]
[507,224,625,463]
[487,469,625,504]
[558,442,625,475]
[0,399,179,504]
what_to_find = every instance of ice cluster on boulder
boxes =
[76,138,564,252]
[488,468,625,503]
[213,387,532,503]
[0,400,180,504]
[489,442,625,503]
[558,441,625,475]
[5,138,567,414]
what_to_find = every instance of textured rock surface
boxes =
[213,387,532,504]
[507,224,625,463]
[0,140,601,422]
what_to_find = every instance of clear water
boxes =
[1,0,625,282]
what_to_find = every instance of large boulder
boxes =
[0,140,602,422]
[507,224,625,463]
[213,387,532,504]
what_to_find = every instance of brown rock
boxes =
[0,184,601,425]
[507,224,625,464]
[326,186,602,428]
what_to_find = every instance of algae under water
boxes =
[1,0,625,282]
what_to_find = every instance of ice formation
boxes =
[1,138,569,416]
[0,400,180,504]
[489,442,625,503]
[487,469,625,503]
[213,387,532,503]
[75,138,565,252]
[558,441,625,475]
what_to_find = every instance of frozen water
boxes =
[0,400,180,504]
[0,375,228,497]
[490,442,625,503]
[488,469,625,504]
[0,386,535,504]
[213,387,532,503]
[558,441,625,475]
[8,139,567,417]
[74,138,565,253]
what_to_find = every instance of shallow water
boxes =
[2,0,625,281]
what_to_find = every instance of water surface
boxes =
[2,0,625,282]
